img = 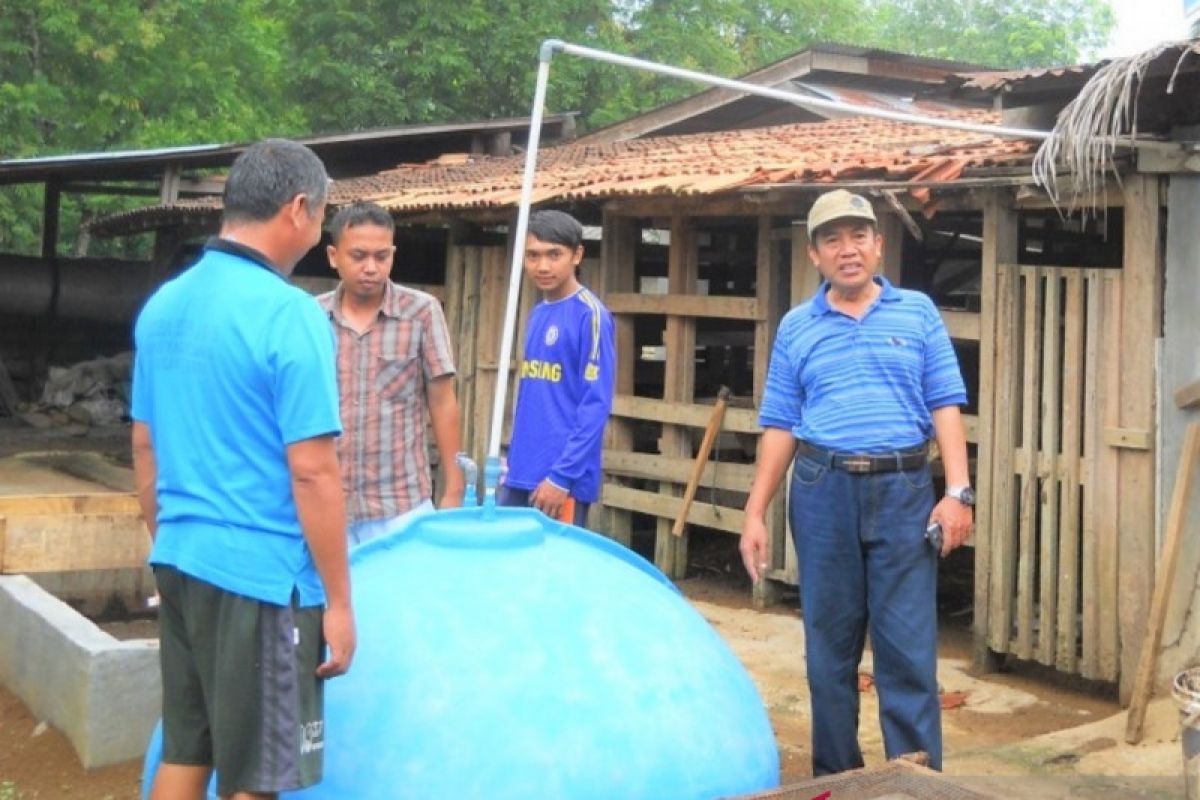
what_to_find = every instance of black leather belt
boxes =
[796,439,928,474]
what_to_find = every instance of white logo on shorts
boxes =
[300,719,325,753]
[544,325,559,346]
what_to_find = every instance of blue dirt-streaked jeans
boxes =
[788,449,941,775]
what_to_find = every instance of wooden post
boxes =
[655,213,696,578]
[752,214,792,606]
[976,191,1017,672]
[769,222,817,592]
[1118,174,1163,702]
[595,211,638,546]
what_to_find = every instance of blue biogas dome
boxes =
[143,504,779,800]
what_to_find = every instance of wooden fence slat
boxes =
[611,394,761,433]
[1056,270,1085,672]
[988,262,1021,654]
[596,213,639,546]
[1079,271,1103,678]
[602,449,756,489]
[1096,272,1123,681]
[602,484,744,534]
[1015,268,1043,661]
[604,292,762,321]
[1037,269,1063,666]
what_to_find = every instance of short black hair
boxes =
[527,210,583,250]
[223,139,328,225]
[327,202,395,245]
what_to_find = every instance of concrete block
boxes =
[0,574,159,767]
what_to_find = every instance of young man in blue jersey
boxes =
[499,210,615,527]
[739,190,972,776]
[133,139,355,800]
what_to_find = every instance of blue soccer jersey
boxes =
[506,287,615,503]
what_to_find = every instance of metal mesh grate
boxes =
[729,759,994,800]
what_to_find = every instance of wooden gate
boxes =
[982,264,1122,678]
[975,179,1161,693]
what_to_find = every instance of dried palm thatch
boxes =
[1032,41,1198,216]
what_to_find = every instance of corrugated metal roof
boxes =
[91,111,1036,237]
[943,39,1200,94]
[0,114,577,185]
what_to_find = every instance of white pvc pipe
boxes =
[548,40,1052,141]
[486,54,553,463]
[483,39,1053,492]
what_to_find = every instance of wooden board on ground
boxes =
[0,456,148,574]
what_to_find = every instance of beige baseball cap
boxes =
[806,189,877,235]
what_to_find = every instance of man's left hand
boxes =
[929,495,972,557]
[530,479,569,519]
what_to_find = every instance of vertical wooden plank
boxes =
[442,237,470,493]
[1015,268,1043,661]
[1056,270,1085,672]
[475,245,509,470]
[778,222,816,586]
[976,194,1018,668]
[1118,174,1163,702]
[1037,269,1063,666]
[456,246,483,466]
[753,215,775,406]
[878,212,905,286]
[754,215,790,606]
[596,211,639,546]
[1096,272,1124,681]
[987,259,1021,655]
[1079,272,1103,678]
[655,213,696,578]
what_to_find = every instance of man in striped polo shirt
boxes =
[739,189,973,776]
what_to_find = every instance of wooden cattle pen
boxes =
[86,41,1200,700]
[381,162,1162,701]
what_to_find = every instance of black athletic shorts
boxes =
[154,566,325,796]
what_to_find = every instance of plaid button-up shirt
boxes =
[318,282,456,523]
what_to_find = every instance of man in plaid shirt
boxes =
[319,202,464,544]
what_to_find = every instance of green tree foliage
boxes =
[867,0,1115,68]
[0,0,305,254]
[278,0,628,132]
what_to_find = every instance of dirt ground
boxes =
[0,434,1190,798]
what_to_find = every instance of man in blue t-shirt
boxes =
[132,139,355,800]
[739,190,973,776]
[500,210,615,527]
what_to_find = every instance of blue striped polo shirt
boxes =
[758,276,966,452]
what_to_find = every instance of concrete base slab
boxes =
[0,574,159,768]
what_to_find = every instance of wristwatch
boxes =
[946,485,976,506]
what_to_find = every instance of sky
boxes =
[1098,0,1189,58]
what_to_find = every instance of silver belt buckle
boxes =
[843,457,872,473]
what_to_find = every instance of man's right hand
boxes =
[317,603,356,678]
[739,516,770,584]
